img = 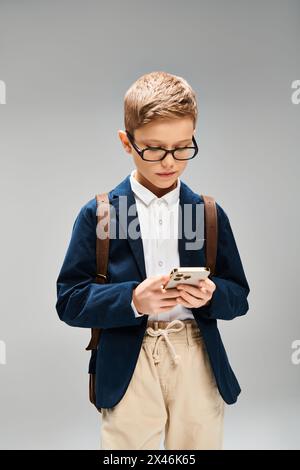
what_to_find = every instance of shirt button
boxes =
[158,260,163,267]
[159,219,163,225]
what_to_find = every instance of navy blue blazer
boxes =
[55,173,250,408]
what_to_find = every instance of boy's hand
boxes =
[175,278,216,308]
[132,274,181,315]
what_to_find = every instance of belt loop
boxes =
[186,322,191,346]
[154,321,158,330]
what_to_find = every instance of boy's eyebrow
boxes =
[141,137,192,146]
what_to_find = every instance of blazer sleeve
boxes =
[192,202,250,321]
[55,199,145,329]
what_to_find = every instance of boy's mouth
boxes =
[155,171,177,178]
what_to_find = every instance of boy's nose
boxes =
[161,151,177,166]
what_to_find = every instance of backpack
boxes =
[85,192,218,413]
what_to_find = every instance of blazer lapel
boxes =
[110,175,147,281]
[178,181,206,269]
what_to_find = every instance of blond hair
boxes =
[124,71,198,135]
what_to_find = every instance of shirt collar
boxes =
[130,169,180,207]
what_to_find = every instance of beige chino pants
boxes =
[100,319,225,450]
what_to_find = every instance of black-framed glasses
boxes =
[125,130,199,162]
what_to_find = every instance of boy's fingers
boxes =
[155,274,169,284]
[158,274,170,290]
[160,285,168,294]
[159,301,179,308]
[161,288,180,298]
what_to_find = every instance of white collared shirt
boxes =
[129,169,194,321]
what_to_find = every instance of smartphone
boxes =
[162,267,210,290]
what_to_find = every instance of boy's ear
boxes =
[118,130,132,154]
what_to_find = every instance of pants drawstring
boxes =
[146,319,185,366]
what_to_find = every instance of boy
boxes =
[55,71,250,450]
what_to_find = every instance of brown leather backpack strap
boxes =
[201,195,218,276]
[85,192,110,351]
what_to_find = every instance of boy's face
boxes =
[118,116,195,196]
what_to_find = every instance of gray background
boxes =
[0,0,299,450]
